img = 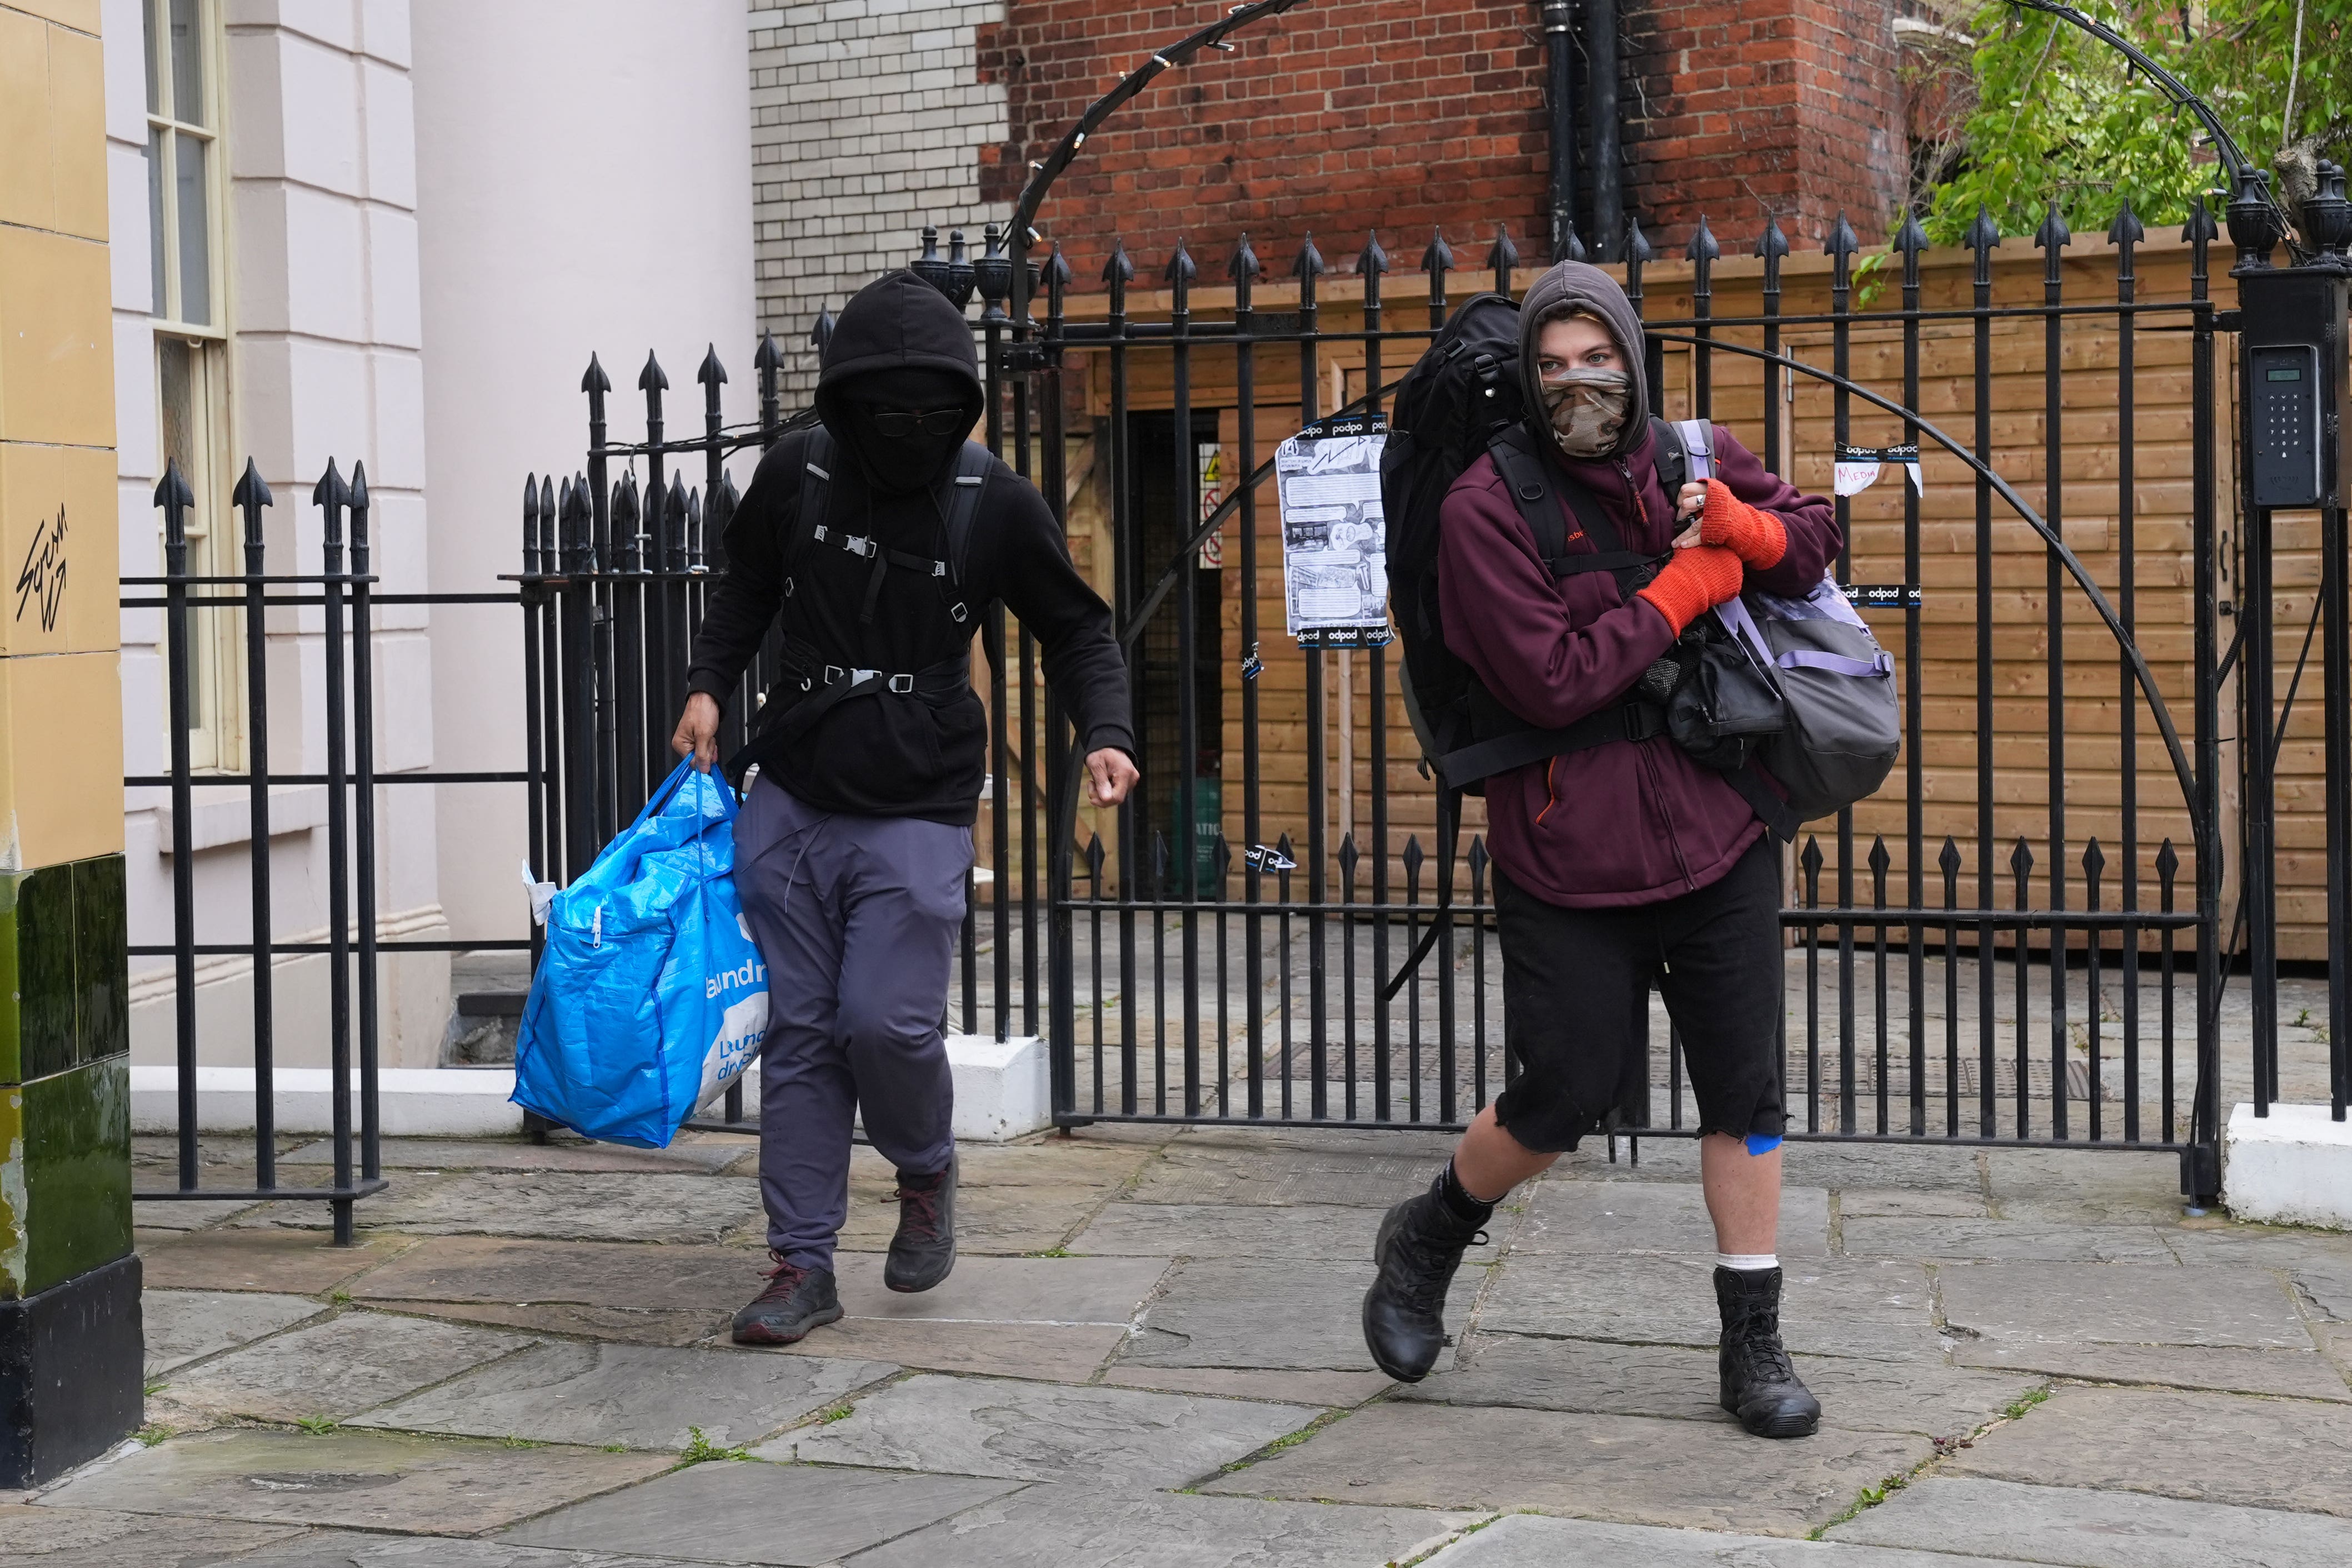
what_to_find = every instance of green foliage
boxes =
[1923,0,2352,242]
[294,1415,339,1436]
[680,1426,750,1463]
[135,1423,174,1447]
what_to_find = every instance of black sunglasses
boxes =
[868,408,967,438]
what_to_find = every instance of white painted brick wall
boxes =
[749,0,1010,400]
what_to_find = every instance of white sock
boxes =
[1718,1253,1779,1273]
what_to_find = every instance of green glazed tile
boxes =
[72,855,125,1065]
[0,1085,23,1299]
[21,1059,131,1294]
[0,883,19,1086]
[17,866,73,1085]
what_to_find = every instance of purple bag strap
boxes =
[1673,419,1714,483]
[1775,647,1895,678]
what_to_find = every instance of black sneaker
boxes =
[884,1153,957,1294]
[1360,1177,1484,1382]
[1714,1264,1821,1437]
[732,1254,842,1345]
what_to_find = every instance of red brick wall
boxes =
[979,0,1908,287]
[978,1,1549,285]
[1622,0,1906,254]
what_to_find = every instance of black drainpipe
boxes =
[1542,0,1577,261]
[1588,0,1622,259]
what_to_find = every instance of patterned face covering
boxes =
[1541,367,1633,459]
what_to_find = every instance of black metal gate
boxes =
[945,180,2346,1203]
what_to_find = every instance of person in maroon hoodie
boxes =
[1360,259,1839,1438]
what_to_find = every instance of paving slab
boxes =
[1119,1255,1468,1372]
[36,1428,670,1536]
[130,1196,268,1231]
[1983,1149,2187,1224]
[137,1229,409,1294]
[837,1481,1475,1568]
[850,1139,1153,1189]
[831,1250,1169,1326]
[1479,1254,1940,1361]
[1946,1385,2352,1516]
[836,1183,1105,1255]
[386,1299,732,1346]
[1518,1180,1830,1257]
[1122,1143,1441,1208]
[1069,1201,1498,1262]
[1842,1216,2177,1261]
[1776,1143,1987,1194]
[772,1372,1314,1486]
[219,1535,703,1567]
[1404,1331,2038,1439]
[242,1173,767,1244]
[1174,1124,1469,1159]
[1836,1188,1991,1218]
[142,1289,325,1375]
[352,1341,898,1451]
[1830,1475,2352,1567]
[282,1135,751,1174]
[1937,1261,2315,1349]
[763,1318,1129,1382]
[1419,1510,2029,1566]
[349,1236,758,1315]
[1098,1366,1397,1406]
[499,1460,1022,1565]
[2163,1226,2352,1272]
[0,1504,302,1567]
[157,1310,536,1423]
[1199,1401,1930,1535]
[1953,1339,2351,1399]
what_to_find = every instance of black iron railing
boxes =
[129,458,533,1241]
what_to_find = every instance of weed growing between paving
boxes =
[329,1290,352,1304]
[143,1377,167,1397]
[294,1416,338,1436]
[1394,1510,1509,1567]
[817,1403,854,1423]
[682,1426,752,1463]
[1808,1380,2056,1539]
[136,1424,173,1447]
[1181,1407,1355,1493]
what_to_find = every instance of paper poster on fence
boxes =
[1834,443,1923,498]
[1275,414,1392,647]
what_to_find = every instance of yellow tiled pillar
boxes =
[0,0,138,1486]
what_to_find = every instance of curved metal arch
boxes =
[1009,0,1314,247]
[1644,328,2207,856]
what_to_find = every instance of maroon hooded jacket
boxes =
[1437,262,1840,909]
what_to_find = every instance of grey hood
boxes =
[1516,260,1650,464]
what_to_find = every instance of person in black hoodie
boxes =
[675,269,1138,1345]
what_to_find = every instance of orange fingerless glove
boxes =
[1698,479,1788,569]
[1635,543,1745,635]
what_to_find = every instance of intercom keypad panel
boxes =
[2250,343,2323,508]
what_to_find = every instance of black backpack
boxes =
[1378,293,1696,795]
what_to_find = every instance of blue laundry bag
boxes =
[513,759,767,1148]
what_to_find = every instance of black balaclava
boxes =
[814,269,988,497]
[835,365,969,495]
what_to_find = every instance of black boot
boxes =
[1714,1265,1821,1437]
[732,1254,842,1345]
[884,1153,957,1294]
[1362,1175,1485,1382]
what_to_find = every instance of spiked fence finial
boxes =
[2108,200,2145,248]
[1166,236,1197,288]
[580,353,610,396]
[1825,211,1859,261]
[1292,231,1325,280]
[638,350,668,393]
[231,456,272,512]
[754,331,782,373]
[697,343,728,388]
[1753,216,1789,262]
[1420,226,1453,277]
[1487,222,1518,293]
[1624,215,1652,267]
[1687,214,1719,263]
[1355,229,1387,277]
[1102,237,1134,289]
[1894,209,1928,256]
[2034,201,2072,253]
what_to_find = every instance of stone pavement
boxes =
[6,1126,2351,1567]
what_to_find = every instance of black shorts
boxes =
[1490,836,1785,1152]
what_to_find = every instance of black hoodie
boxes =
[685,270,1135,823]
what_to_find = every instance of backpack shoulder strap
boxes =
[1667,418,1715,484]
[1487,425,1658,590]
[784,427,837,594]
[937,441,992,628]
[1650,417,1687,496]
